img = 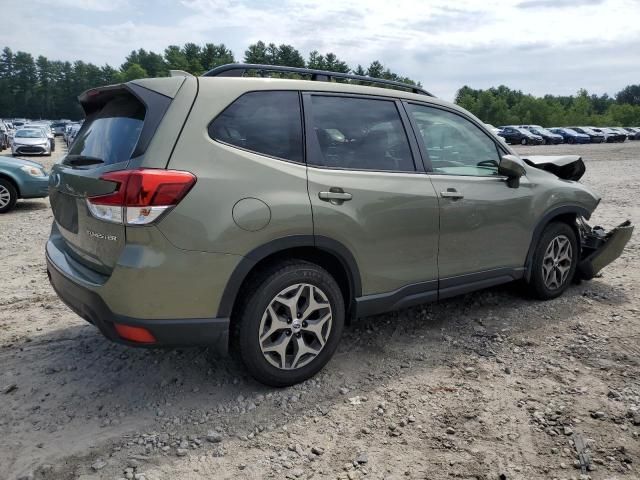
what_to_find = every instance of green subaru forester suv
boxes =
[46,64,633,386]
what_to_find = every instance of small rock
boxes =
[206,430,222,443]
[2,384,17,394]
[563,426,573,435]
[446,427,456,435]
[91,459,107,471]
[176,448,188,457]
[339,387,349,395]
[591,411,606,419]
[355,452,368,464]
[311,446,325,456]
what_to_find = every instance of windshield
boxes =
[67,94,145,165]
[533,127,554,135]
[516,128,532,135]
[16,129,45,138]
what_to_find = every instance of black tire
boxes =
[520,138,528,145]
[0,178,18,213]
[568,137,575,144]
[234,260,345,387]
[528,222,578,300]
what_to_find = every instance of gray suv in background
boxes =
[46,64,633,386]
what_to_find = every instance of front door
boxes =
[303,93,440,298]
[404,103,535,293]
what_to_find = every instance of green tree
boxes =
[244,41,268,64]
[182,43,203,74]
[164,45,189,71]
[121,63,148,82]
[200,43,234,71]
[616,84,640,106]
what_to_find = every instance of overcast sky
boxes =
[1,0,639,100]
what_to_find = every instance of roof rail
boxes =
[202,63,433,96]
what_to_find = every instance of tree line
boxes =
[456,84,640,127]
[1,41,639,126]
[0,42,417,120]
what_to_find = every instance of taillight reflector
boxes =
[114,323,157,344]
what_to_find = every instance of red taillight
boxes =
[114,323,156,344]
[86,169,196,225]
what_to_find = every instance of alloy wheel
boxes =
[259,283,332,370]
[0,185,11,209]
[541,234,573,290]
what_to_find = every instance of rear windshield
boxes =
[67,94,145,165]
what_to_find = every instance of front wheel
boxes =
[235,260,345,387]
[528,222,578,300]
[520,138,528,145]
[0,179,18,213]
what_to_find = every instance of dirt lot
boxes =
[1,139,638,480]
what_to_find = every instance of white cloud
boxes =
[0,0,639,99]
[38,0,131,11]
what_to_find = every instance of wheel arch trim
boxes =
[216,235,362,318]
[524,204,590,281]
[0,172,21,197]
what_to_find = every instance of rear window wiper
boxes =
[64,155,105,167]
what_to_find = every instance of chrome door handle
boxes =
[440,189,464,199]
[318,190,352,202]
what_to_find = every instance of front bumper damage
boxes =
[577,219,634,280]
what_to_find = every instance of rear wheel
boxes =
[528,222,578,300]
[235,260,345,387]
[0,179,18,213]
[568,137,575,144]
[520,138,528,145]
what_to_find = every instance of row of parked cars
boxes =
[0,118,84,155]
[0,118,53,213]
[488,124,640,145]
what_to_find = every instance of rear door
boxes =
[304,93,440,298]
[48,79,189,274]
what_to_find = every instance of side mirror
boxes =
[499,155,527,188]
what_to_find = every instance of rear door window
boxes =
[306,95,415,172]
[208,91,303,163]
[67,95,145,166]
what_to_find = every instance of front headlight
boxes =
[20,165,46,177]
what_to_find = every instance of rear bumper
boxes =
[46,251,229,352]
[577,220,634,280]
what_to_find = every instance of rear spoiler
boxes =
[77,83,172,158]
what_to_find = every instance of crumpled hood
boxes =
[522,155,585,181]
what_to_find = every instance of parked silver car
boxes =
[25,124,55,152]
[11,128,52,156]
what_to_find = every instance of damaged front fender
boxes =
[577,219,634,280]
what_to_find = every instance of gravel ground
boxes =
[0,139,638,480]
